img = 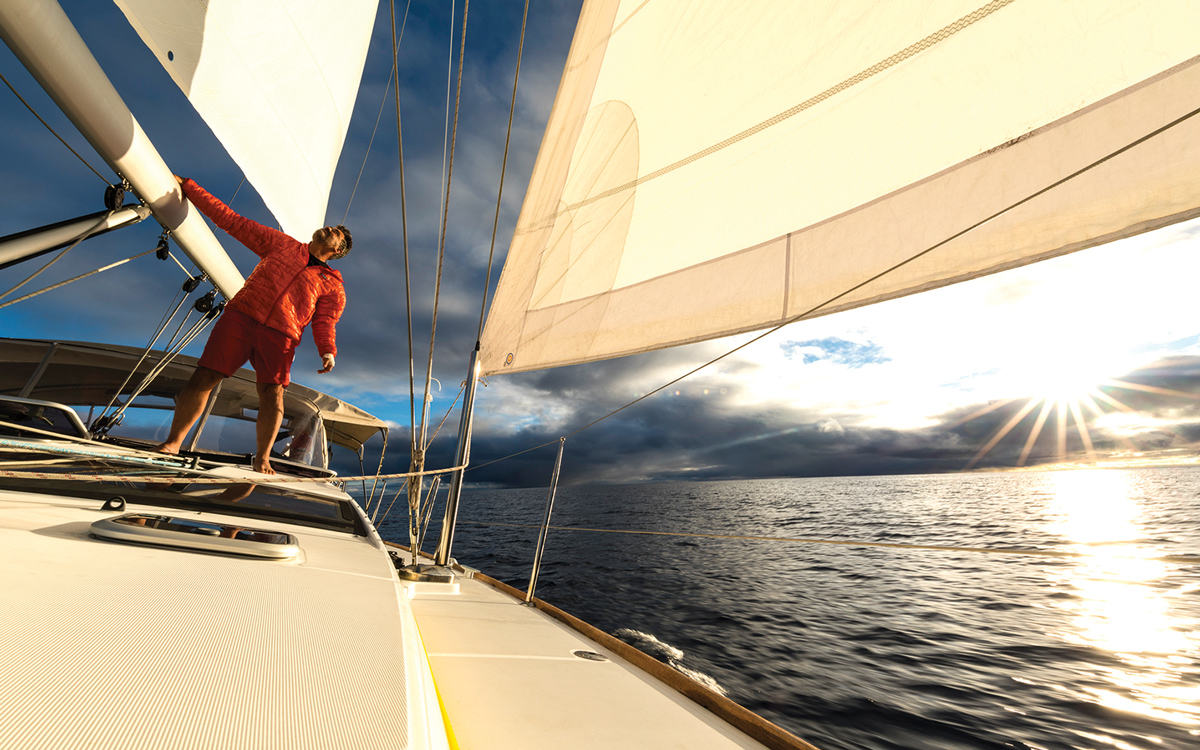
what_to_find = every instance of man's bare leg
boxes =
[254,382,285,475]
[157,367,226,454]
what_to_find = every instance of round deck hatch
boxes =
[91,514,299,559]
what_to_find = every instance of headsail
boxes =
[115,0,379,237]
[480,0,1200,376]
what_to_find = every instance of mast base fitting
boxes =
[396,564,454,583]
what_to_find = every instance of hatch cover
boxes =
[91,514,299,559]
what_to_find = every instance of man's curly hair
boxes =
[333,224,352,259]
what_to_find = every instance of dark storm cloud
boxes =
[350,353,1200,489]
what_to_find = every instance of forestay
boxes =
[480,0,1200,375]
[114,0,378,238]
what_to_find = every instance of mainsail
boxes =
[115,0,378,238]
[480,0,1200,376]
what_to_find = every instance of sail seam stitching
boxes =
[555,0,1016,217]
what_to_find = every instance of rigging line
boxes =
[471,98,1200,473]
[164,250,193,278]
[390,0,418,448]
[365,432,390,509]
[97,288,203,421]
[416,475,441,548]
[163,303,199,353]
[358,454,369,509]
[474,0,530,341]
[419,0,471,450]
[456,520,1200,566]
[344,0,413,224]
[121,309,216,403]
[434,0,457,264]
[0,70,109,184]
[103,313,217,426]
[428,384,465,445]
[227,176,246,208]
[0,247,156,309]
[0,425,193,456]
[0,460,470,485]
[376,477,409,527]
[0,213,112,302]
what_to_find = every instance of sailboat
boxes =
[3,0,1200,748]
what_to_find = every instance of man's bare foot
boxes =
[156,442,180,455]
[252,456,275,475]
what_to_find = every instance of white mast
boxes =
[0,0,245,298]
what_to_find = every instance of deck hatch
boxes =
[91,513,299,559]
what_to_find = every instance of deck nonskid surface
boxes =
[407,574,770,750]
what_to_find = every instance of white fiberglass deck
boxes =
[407,571,776,750]
[0,490,445,750]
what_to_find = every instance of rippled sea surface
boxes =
[375,467,1200,750]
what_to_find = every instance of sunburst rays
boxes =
[958,379,1199,470]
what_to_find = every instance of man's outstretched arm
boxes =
[175,175,290,258]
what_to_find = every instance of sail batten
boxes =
[481,0,1200,376]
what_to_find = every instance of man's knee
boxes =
[187,366,226,392]
[256,382,285,406]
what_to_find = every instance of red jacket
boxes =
[182,179,345,357]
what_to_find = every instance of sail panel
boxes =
[481,0,1200,375]
[115,0,377,237]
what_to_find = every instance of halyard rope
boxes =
[456,520,1200,566]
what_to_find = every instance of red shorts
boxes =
[198,308,297,386]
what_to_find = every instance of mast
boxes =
[433,344,480,567]
[0,0,244,298]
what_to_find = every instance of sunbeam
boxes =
[963,376,1200,470]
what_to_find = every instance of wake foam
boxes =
[613,628,728,696]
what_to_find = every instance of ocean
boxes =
[373,466,1200,750]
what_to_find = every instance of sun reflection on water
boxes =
[1044,470,1200,732]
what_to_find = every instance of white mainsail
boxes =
[480,0,1200,376]
[114,0,378,238]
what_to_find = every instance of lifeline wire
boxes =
[0,427,464,484]
[469,98,1200,474]
[456,520,1200,567]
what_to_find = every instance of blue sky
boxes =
[4,1,1200,486]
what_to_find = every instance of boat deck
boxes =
[407,567,799,750]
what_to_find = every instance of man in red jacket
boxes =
[158,175,350,474]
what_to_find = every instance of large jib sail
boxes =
[114,0,378,237]
[480,0,1200,376]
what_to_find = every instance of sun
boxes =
[1038,360,1109,405]
[956,376,1198,470]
